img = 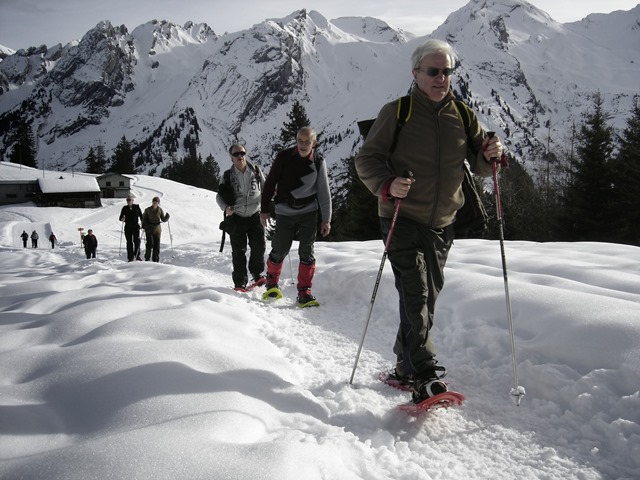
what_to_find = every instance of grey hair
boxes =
[297,126,317,142]
[411,39,458,70]
[228,143,245,155]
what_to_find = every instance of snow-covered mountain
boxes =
[0,0,638,177]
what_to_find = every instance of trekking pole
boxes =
[167,220,174,250]
[349,170,413,385]
[488,132,526,406]
[288,254,295,285]
[119,222,124,255]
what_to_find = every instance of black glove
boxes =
[165,212,170,220]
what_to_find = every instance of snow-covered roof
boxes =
[97,172,135,180]
[0,161,44,180]
[38,176,101,193]
[1,162,101,193]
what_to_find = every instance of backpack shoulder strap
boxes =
[453,99,478,155]
[313,152,323,172]
[453,99,471,133]
[390,95,412,154]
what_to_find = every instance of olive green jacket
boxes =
[355,87,493,228]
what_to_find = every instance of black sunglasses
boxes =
[231,151,246,157]
[417,67,454,77]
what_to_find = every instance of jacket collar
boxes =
[293,146,314,161]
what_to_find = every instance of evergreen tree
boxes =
[95,143,107,173]
[273,100,312,155]
[483,157,548,241]
[556,92,616,241]
[9,120,37,168]
[161,152,221,191]
[330,156,379,241]
[110,136,136,173]
[610,95,640,245]
[85,146,107,174]
[202,154,221,191]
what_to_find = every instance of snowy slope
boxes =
[1,165,639,479]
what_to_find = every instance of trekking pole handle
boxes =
[487,132,508,167]
[487,131,499,162]
[384,170,413,250]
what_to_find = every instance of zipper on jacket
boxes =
[429,108,444,227]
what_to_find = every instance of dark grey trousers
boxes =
[268,211,317,264]
[380,216,454,378]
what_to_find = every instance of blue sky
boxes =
[1,0,638,50]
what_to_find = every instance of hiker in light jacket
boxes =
[142,196,170,262]
[216,143,267,290]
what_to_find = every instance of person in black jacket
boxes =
[259,127,332,306]
[83,229,98,259]
[119,195,144,261]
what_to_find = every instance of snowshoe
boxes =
[296,291,319,308]
[262,286,283,301]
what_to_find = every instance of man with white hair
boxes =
[356,39,504,404]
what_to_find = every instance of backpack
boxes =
[358,96,488,237]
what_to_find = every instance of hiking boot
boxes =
[379,367,414,391]
[388,368,412,387]
[410,367,449,404]
[296,290,316,306]
[253,275,267,287]
[136,256,142,261]
[411,378,448,404]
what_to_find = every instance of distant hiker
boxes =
[49,232,57,248]
[259,126,332,307]
[355,39,504,404]
[30,230,39,248]
[142,196,170,262]
[119,194,144,262]
[20,230,28,248]
[217,143,267,290]
[83,229,98,259]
